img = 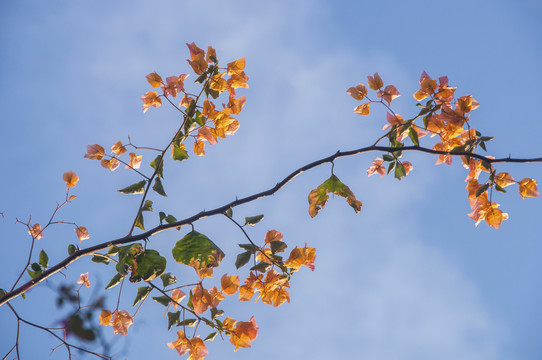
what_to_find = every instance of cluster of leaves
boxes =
[72,43,317,360]
[347,71,539,229]
[2,43,540,360]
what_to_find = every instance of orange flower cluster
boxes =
[348,70,539,228]
[84,142,140,171]
[222,316,259,351]
[168,330,208,360]
[140,43,248,157]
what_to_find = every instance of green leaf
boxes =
[31,262,41,272]
[118,180,147,195]
[186,100,196,117]
[204,332,218,342]
[481,161,491,171]
[495,184,507,193]
[152,295,171,307]
[129,249,167,282]
[172,144,189,162]
[270,241,288,254]
[423,115,429,130]
[152,178,167,197]
[0,288,7,297]
[142,200,154,212]
[307,174,363,218]
[187,290,194,310]
[68,244,77,256]
[160,273,177,288]
[394,163,406,180]
[105,273,124,289]
[195,73,207,84]
[387,161,396,174]
[225,208,233,217]
[168,311,180,330]
[172,231,225,269]
[39,249,48,268]
[179,318,198,327]
[133,286,152,306]
[235,251,252,269]
[250,262,271,273]
[115,244,144,276]
[382,154,394,162]
[150,155,164,178]
[107,246,119,256]
[244,215,264,226]
[135,212,145,231]
[91,254,110,265]
[238,243,258,252]
[476,183,490,198]
[210,307,224,320]
[479,142,487,151]
[408,127,419,146]
[194,111,205,127]
[27,269,42,279]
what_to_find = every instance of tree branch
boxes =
[2,144,541,306]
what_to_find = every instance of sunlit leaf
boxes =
[172,231,225,269]
[118,180,147,195]
[307,175,362,218]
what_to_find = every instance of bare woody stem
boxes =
[2,144,541,306]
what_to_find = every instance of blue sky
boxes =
[1,1,541,359]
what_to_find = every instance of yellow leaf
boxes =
[186,42,205,61]
[494,172,515,188]
[485,203,508,229]
[145,72,163,88]
[230,316,258,351]
[353,102,370,116]
[84,144,105,160]
[99,310,112,326]
[221,274,240,295]
[227,57,245,75]
[194,140,205,156]
[141,91,162,113]
[63,170,79,188]
[111,141,127,156]
[518,178,539,199]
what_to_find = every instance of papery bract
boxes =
[518,178,539,199]
[367,158,386,177]
[367,72,383,90]
[377,85,401,105]
[75,226,89,242]
[77,272,91,288]
[221,274,240,295]
[29,223,43,240]
[63,170,79,188]
[111,141,127,156]
[347,84,367,101]
[145,72,163,88]
[111,310,133,336]
[141,91,162,113]
[84,144,105,160]
[230,316,258,351]
[126,152,142,169]
[353,102,370,116]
